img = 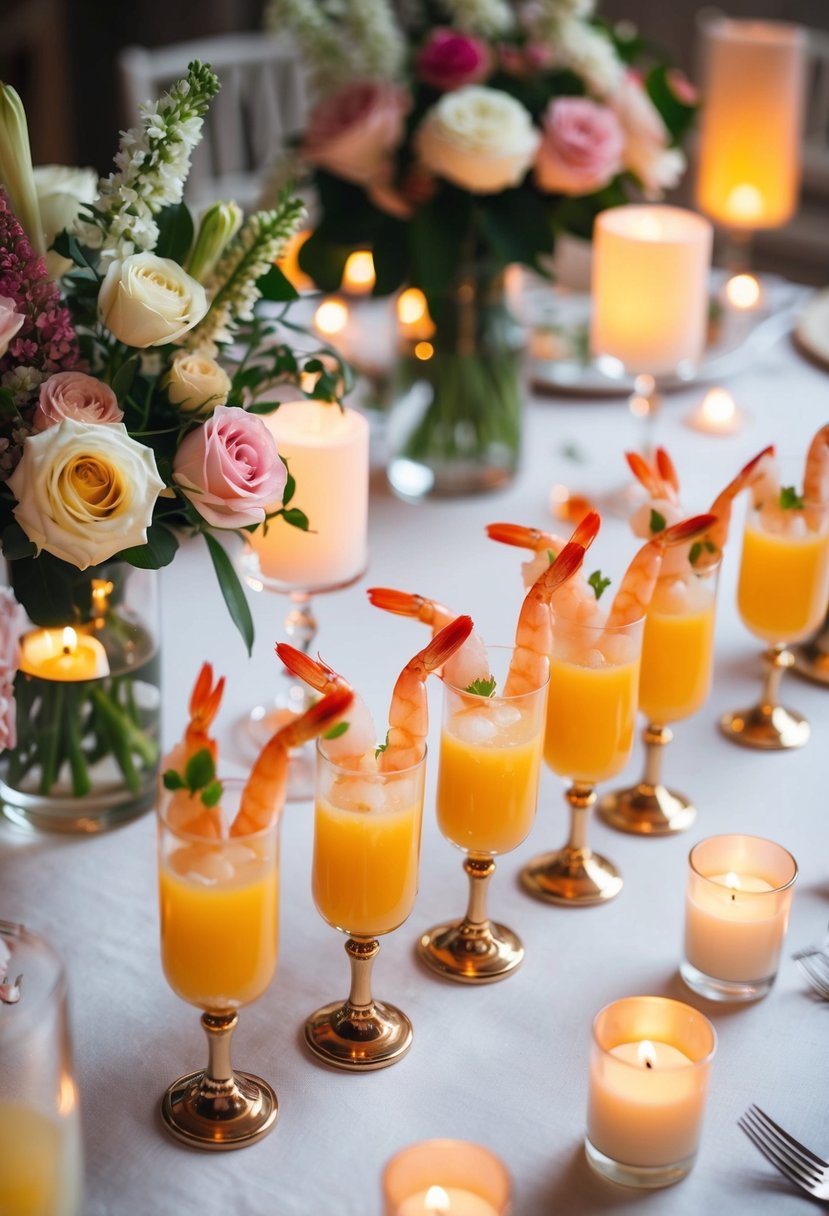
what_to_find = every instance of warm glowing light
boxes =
[633,214,665,241]
[426,1186,450,1214]
[637,1040,657,1069]
[398,287,428,325]
[61,627,77,655]
[549,484,594,525]
[701,388,737,426]
[725,184,764,223]
[278,229,314,292]
[414,341,434,361]
[58,1073,78,1116]
[342,250,376,295]
[314,299,349,336]
[725,871,741,891]
[725,273,762,310]
[629,392,652,420]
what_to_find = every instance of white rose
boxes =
[164,350,231,415]
[33,164,98,277]
[8,417,165,569]
[0,296,24,359]
[98,253,208,348]
[416,86,540,194]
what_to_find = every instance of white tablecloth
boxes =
[2,304,828,1216]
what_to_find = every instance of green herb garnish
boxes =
[587,570,611,600]
[375,731,390,758]
[466,676,498,697]
[779,485,805,510]
[650,509,666,534]
[546,548,556,565]
[323,720,349,740]
[162,747,223,808]
[689,539,717,566]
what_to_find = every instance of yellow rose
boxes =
[97,253,208,348]
[164,351,231,415]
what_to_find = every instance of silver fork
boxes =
[739,1105,829,1201]
[796,951,829,1000]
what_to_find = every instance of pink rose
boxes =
[535,97,624,196]
[33,371,124,432]
[172,405,287,529]
[0,296,24,360]
[611,72,686,198]
[0,681,16,752]
[0,587,24,676]
[301,81,410,192]
[416,29,491,92]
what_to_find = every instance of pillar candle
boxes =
[696,18,805,230]
[19,627,109,682]
[591,205,712,378]
[248,402,369,590]
[382,1141,510,1216]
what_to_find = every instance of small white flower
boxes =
[556,19,624,98]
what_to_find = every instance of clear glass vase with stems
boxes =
[386,260,524,502]
[1,563,160,833]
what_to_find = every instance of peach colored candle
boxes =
[382,1141,511,1216]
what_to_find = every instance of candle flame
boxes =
[61,627,78,655]
[701,388,736,425]
[726,184,764,222]
[314,299,349,336]
[342,250,376,295]
[425,1186,450,1214]
[632,213,665,241]
[725,871,741,891]
[725,274,761,310]
[398,287,428,326]
[638,1040,657,1069]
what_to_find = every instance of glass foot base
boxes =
[235,708,314,802]
[520,848,622,905]
[599,784,696,836]
[719,704,809,750]
[417,919,524,984]
[791,642,829,686]
[161,1068,278,1150]
[585,1137,696,1189]
[680,960,774,1003]
[304,999,413,1071]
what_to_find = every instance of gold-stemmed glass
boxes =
[720,493,829,749]
[521,612,644,905]
[305,746,427,1070]
[600,558,721,835]
[418,646,548,983]
[793,606,829,685]
[157,778,280,1148]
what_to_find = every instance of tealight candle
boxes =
[724,273,763,312]
[342,250,376,297]
[586,996,716,1189]
[19,626,109,682]
[382,1140,510,1216]
[687,387,743,436]
[248,401,369,590]
[682,833,798,1002]
[397,288,436,345]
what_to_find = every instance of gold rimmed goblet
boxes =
[600,558,720,835]
[418,646,548,983]
[157,778,280,1149]
[720,492,829,749]
[521,612,644,905]
[305,746,426,1070]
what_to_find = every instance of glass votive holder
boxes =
[382,1139,511,1215]
[586,995,716,1189]
[681,833,798,1002]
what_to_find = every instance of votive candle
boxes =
[382,1140,510,1216]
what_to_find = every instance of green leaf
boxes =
[650,509,667,534]
[201,780,224,807]
[155,203,195,264]
[7,552,78,625]
[588,570,611,600]
[256,263,299,302]
[298,229,352,293]
[185,747,215,793]
[203,531,255,655]
[51,231,97,273]
[780,485,805,510]
[282,507,310,531]
[410,190,472,299]
[162,770,185,790]
[689,541,702,567]
[110,354,140,401]
[546,548,556,565]
[465,676,497,697]
[323,720,350,740]
[479,188,554,271]
[118,523,179,569]
[375,730,390,757]
[2,523,36,561]
[282,460,296,507]
[371,212,409,295]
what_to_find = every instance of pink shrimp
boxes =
[486,511,600,589]
[274,645,377,771]
[230,688,353,836]
[626,448,679,503]
[366,587,489,689]
[703,445,776,560]
[505,540,589,696]
[606,514,718,628]
[803,423,829,528]
[163,662,227,839]
[378,615,474,773]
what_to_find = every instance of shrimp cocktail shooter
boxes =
[370,516,593,982]
[279,616,472,1068]
[157,664,351,1148]
[490,512,715,906]
[721,424,829,750]
[600,445,773,835]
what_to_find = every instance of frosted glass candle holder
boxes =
[382,1139,511,1215]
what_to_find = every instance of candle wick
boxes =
[62,646,71,656]
[645,1059,652,1069]
[731,892,736,901]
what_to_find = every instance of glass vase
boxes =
[386,268,524,500]
[1,562,161,833]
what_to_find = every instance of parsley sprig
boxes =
[163,747,223,808]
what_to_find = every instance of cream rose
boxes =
[164,351,231,415]
[33,164,98,277]
[415,86,540,193]
[8,417,165,568]
[98,253,208,348]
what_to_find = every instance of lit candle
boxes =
[278,229,315,293]
[586,996,716,1186]
[683,834,798,1000]
[696,18,805,230]
[314,297,350,341]
[591,205,713,378]
[19,627,109,682]
[724,273,763,312]
[687,387,743,436]
[382,1141,510,1216]
[248,401,369,589]
[342,250,376,297]
[397,288,436,345]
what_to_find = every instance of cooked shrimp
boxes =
[626,448,679,503]
[505,540,588,695]
[163,662,226,839]
[230,688,353,836]
[366,587,489,689]
[703,445,775,560]
[804,423,829,528]
[378,615,473,773]
[486,511,600,589]
[606,514,717,628]
[275,644,377,770]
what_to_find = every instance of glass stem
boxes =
[724,229,754,276]
[641,723,672,788]
[631,373,660,460]
[202,1011,237,1084]
[564,782,596,853]
[463,855,495,927]
[281,592,318,713]
[761,644,792,711]
[345,937,379,1010]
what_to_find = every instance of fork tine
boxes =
[751,1106,829,1171]
[739,1114,809,1193]
[743,1110,822,1186]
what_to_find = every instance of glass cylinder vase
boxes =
[386,267,524,500]
[1,562,161,833]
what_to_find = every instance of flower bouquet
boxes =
[267,0,696,496]
[0,62,345,828]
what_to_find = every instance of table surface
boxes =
[2,288,828,1216]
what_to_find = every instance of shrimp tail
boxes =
[485,522,551,551]
[661,513,718,548]
[419,614,474,672]
[366,587,427,618]
[626,451,663,496]
[571,510,601,550]
[188,662,225,731]
[655,447,680,496]
[703,444,776,558]
[275,643,335,691]
[536,539,587,593]
[276,687,354,751]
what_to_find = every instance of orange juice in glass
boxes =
[419,646,548,984]
[305,748,426,1071]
